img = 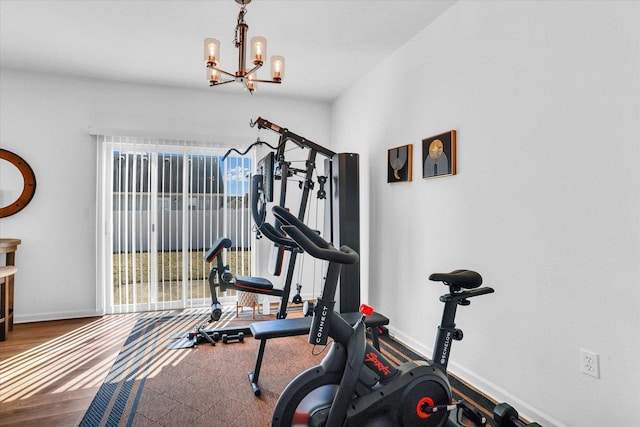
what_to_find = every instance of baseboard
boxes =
[386,325,566,427]
[14,309,104,324]
[13,296,309,324]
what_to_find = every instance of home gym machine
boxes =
[250,117,362,313]
[201,116,356,322]
[168,117,362,349]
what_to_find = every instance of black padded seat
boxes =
[234,275,274,291]
[247,311,389,396]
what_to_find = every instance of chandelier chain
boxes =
[234,5,247,48]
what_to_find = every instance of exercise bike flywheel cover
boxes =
[400,377,450,426]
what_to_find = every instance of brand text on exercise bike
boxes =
[314,305,330,344]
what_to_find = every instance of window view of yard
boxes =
[109,149,253,311]
[112,249,251,305]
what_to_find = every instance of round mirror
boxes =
[0,149,37,218]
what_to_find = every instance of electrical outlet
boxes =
[580,349,600,378]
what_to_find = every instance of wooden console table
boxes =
[1,238,21,341]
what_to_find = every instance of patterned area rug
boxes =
[79,313,166,427]
[80,307,497,426]
[78,306,282,427]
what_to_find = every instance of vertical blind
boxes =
[95,135,254,314]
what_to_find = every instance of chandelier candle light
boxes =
[204,0,284,94]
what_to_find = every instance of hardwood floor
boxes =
[0,315,137,426]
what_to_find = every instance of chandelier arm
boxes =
[212,67,238,79]
[251,79,281,84]
[245,63,263,77]
[212,79,236,86]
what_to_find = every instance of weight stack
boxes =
[325,152,360,313]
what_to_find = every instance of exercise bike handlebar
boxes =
[272,205,359,265]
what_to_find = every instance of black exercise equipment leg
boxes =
[248,339,267,396]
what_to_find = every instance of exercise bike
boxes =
[270,205,494,427]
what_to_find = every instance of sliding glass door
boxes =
[97,136,253,314]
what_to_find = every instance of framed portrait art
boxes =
[422,130,456,179]
[387,144,413,183]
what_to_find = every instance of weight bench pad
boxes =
[247,311,389,396]
[250,311,388,340]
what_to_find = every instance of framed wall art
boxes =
[387,144,413,183]
[422,130,456,179]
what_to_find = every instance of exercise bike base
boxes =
[272,357,453,427]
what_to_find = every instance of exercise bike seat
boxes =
[429,269,482,289]
[235,275,275,292]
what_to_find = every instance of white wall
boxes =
[0,70,331,322]
[331,1,639,426]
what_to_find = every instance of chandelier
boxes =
[204,0,284,94]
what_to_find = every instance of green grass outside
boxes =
[112,250,251,305]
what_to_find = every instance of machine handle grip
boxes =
[251,175,298,248]
[273,206,358,265]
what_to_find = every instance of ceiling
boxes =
[0,0,455,102]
